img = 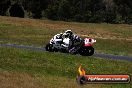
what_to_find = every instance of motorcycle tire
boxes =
[45,43,54,52]
[87,46,94,56]
[79,46,94,56]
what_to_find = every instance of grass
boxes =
[95,38,132,56]
[0,47,132,88]
[0,16,132,56]
[0,23,54,46]
[0,16,132,87]
[0,71,102,88]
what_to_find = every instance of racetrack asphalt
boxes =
[0,43,132,62]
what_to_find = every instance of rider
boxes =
[62,30,82,50]
[63,30,73,40]
[61,30,74,48]
[68,34,83,54]
[52,30,82,50]
[50,33,63,45]
[71,34,83,49]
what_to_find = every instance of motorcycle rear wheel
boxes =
[79,46,94,56]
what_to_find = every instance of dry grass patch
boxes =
[0,71,101,88]
[0,16,132,40]
[0,71,44,88]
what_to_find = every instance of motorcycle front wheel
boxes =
[45,43,54,52]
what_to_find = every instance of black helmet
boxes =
[65,30,73,36]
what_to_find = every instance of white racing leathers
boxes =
[50,34,63,48]
[50,34,71,50]
[69,35,83,53]
[61,34,82,50]
[50,34,81,51]
[61,38,72,49]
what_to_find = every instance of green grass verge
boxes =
[0,47,132,88]
[95,38,132,56]
[0,16,132,88]
[0,23,55,46]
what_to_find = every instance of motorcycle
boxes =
[45,37,96,56]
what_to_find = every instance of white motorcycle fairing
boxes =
[61,38,71,48]
[49,38,71,49]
